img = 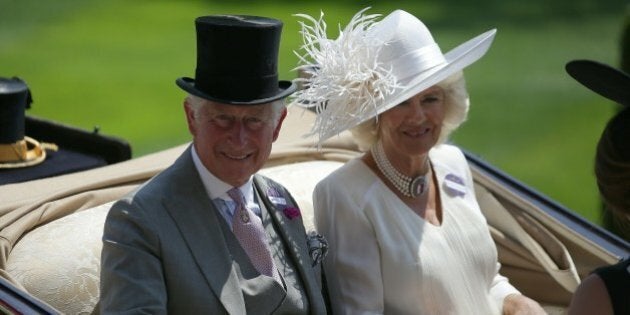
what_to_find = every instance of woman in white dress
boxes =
[293,8,546,315]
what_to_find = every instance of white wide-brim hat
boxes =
[293,8,496,143]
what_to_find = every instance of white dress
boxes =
[313,144,519,315]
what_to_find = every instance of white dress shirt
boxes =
[190,146,262,229]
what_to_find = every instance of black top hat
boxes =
[0,77,30,144]
[0,77,49,168]
[565,60,630,106]
[176,15,296,105]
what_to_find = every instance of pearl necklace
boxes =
[371,141,429,198]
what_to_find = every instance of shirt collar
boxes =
[191,146,255,204]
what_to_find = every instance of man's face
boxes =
[185,99,286,187]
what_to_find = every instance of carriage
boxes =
[0,106,628,314]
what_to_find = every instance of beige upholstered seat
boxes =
[4,160,343,315]
[6,202,112,315]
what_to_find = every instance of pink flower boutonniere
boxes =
[283,207,301,220]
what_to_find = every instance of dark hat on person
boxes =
[565,59,630,106]
[566,60,630,214]
[176,15,296,105]
[0,77,52,169]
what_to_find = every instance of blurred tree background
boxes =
[0,0,627,236]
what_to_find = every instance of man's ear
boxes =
[272,107,288,142]
[183,100,196,136]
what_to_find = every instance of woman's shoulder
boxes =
[320,158,369,181]
[430,144,468,169]
[430,143,465,160]
[430,144,475,190]
[315,158,376,194]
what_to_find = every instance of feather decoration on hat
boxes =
[293,8,402,144]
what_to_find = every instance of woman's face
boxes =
[378,86,446,160]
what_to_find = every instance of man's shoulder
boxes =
[120,150,194,204]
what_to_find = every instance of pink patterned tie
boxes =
[227,187,282,283]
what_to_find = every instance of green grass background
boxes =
[1,0,627,232]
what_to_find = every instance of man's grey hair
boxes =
[185,94,286,123]
[350,71,470,152]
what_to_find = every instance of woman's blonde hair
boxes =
[350,71,469,152]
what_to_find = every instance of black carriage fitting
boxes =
[0,115,132,185]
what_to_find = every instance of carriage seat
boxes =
[4,160,343,314]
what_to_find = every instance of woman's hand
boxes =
[502,294,547,315]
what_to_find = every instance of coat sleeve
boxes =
[313,178,385,315]
[489,262,521,311]
[455,146,521,310]
[99,196,167,315]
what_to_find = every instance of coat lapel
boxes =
[253,175,326,314]
[163,147,246,314]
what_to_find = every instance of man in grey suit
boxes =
[99,14,328,314]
